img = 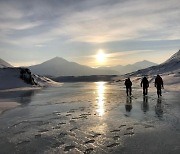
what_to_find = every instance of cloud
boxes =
[0,0,179,67]
[53,0,180,43]
[0,0,180,47]
[0,21,42,31]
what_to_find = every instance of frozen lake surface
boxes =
[0,82,179,154]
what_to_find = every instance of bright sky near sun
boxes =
[96,49,107,64]
[0,0,180,67]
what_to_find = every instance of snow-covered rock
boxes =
[33,74,62,87]
[0,68,62,90]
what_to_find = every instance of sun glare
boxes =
[96,49,107,63]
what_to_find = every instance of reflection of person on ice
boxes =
[155,75,164,98]
[125,78,132,96]
[125,97,132,112]
[141,76,149,96]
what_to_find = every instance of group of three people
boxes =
[125,75,164,97]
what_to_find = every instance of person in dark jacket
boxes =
[141,76,149,96]
[125,77,132,96]
[155,75,164,97]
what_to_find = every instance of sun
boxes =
[96,49,107,63]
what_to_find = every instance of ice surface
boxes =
[0,82,179,154]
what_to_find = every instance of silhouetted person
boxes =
[125,78,132,96]
[155,75,164,98]
[141,96,149,112]
[125,97,132,112]
[141,76,149,96]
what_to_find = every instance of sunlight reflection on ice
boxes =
[96,82,106,116]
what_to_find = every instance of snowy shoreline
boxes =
[0,67,63,115]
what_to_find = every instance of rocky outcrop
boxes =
[19,68,37,85]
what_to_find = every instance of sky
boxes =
[0,0,180,67]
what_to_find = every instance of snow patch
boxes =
[0,68,62,91]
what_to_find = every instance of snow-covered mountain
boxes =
[29,57,118,77]
[0,58,13,68]
[128,50,180,76]
[0,68,61,90]
[98,60,157,74]
[164,49,180,64]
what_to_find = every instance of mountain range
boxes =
[98,60,157,75]
[0,50,179,77]
[29,57,118,76]
[128,50,180,76]
[29,57,157,77]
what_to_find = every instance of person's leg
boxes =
[143,87,145,96]
[126,88,129,96]
[157,85,162,97]
[146,88,148,95]
[160,88,162,96]
[157,89,159,97]
[129,87,132,96]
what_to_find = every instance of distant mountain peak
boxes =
[43,56,68,64]
[51,56,67,61]
[134,60,156,64]
[133,60,157,68]
[142,60,150,62]
[0,58,13,68]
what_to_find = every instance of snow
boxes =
[33,74,62,87]
[0,68,32,90]
[164,49,180,64]
[0,68,62,91]
[0,67,62,114]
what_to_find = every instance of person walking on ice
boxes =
[125,77,132,96]
[141,76,149,96]
[155,75,164,98]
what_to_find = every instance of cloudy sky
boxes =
[0,0,180,67]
